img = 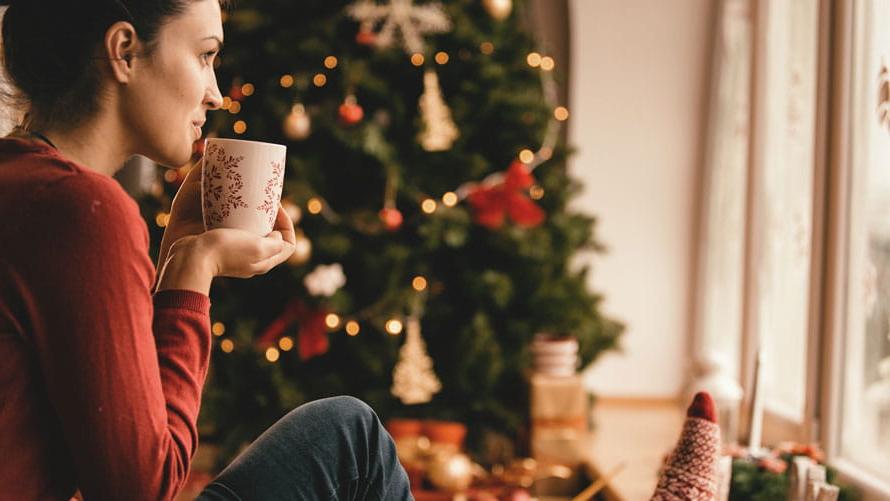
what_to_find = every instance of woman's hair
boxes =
[1,0,230,131]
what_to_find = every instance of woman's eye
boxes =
[202,50,219,64]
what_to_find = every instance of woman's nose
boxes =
[206,82,223,111]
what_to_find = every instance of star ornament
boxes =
[468,161,546,230]
[347,0,451,55]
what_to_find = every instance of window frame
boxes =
[694,0,890,496]
[817,0,890,496]
[739,0,824,446]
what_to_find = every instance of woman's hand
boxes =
[154,158,298,291]
[156,159,207,275]
[199,227,295,278]
[156,229,295,293]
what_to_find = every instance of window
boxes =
[694,0,752,383]
[747,0,820,422]
[834,0,890,483]
[694,0,890,494]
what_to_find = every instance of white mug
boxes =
[201,138,287,236]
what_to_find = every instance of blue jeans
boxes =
[196,396,413,500]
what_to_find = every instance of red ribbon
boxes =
[468,161,545,229]
[257,299,329,361]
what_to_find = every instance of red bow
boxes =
[257,299,329,361]
[468,161,545,229]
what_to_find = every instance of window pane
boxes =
[840,0,890,479]
[697,0,752,382]
[750,0,818,420]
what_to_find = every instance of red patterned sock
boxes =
[650,392,721,501]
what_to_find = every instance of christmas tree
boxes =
[140,0,622,466]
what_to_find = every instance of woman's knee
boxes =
[296,395,378,431]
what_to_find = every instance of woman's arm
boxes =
[21,173,212,499]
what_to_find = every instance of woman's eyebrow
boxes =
[202,36,224,50]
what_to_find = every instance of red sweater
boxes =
[0,138,212,500]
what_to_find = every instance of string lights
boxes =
[201,41,568,360]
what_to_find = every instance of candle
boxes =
[747,348,765,455]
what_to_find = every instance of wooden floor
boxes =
[588,398,685,500]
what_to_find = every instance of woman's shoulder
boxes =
[0,137,140,218]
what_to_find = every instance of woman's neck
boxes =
[28,112,133,177]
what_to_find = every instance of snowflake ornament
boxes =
[347,0,451,55]
[304,263,347,297]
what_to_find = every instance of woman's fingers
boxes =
[256,247,294,272]
[198,228,293,278]
[272,204,297,246]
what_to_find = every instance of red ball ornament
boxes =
[379,208,403,231]
[228,83,244,101]
[339,96,364,126]
[356,29,376,46]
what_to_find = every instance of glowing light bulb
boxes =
[412,276,428,291]
[307,198,323,214]
[519,149,535,164]
[442,192,459,207]
[385,319,404,335]
[325,313,341,329]
[421,198,437,214]
[345,321,360,336]
[278,336,294,351]
[265,347,280,362]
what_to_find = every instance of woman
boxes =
[0,0,411,499]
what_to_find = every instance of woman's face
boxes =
[122,0,224,167]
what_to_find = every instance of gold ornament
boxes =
[391,317,442,404]
[418,69,459,151]
[283,103,312,140]
[393,435,431,465]
[282,199,303,225]
[482,0,512,20]
[427,451,475,492]
[288,231,312,265]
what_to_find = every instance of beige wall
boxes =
[570,0,715,397]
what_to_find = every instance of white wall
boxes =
[571,0,715,398]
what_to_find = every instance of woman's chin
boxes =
[148,145,193,168]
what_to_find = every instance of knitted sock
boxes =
[650,392,721,501]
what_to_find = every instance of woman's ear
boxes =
[104,21,141,83]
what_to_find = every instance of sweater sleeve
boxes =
[18,173,211,500]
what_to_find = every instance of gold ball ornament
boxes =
[288,231,312,265]
[393,435,431,465]
[283,104,312,140]
[282,199,303,225]
[482,0,512,20]
[427,451,475,492]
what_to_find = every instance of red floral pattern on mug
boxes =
[203,143,248,227]
[257,160,284,227]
